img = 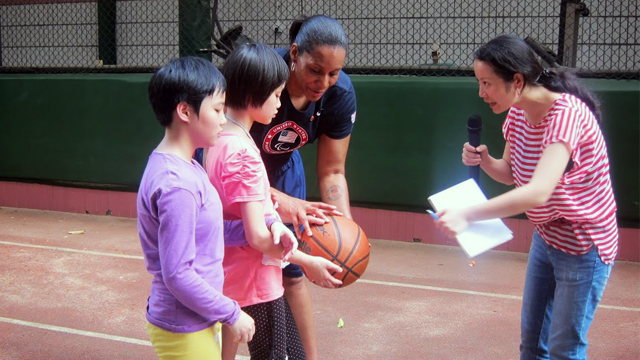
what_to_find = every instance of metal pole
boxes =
[179,0,212,60]
[97,0,117,65]
[0,5,4,67]
[558,0,589,68]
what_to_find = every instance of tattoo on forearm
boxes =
[325,185,344,201]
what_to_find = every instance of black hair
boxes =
[289,15,348,55]
[222,43,289,110]
[474,34,602,121]
[148,56,226,127]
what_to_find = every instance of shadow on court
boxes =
[0,207,638,359]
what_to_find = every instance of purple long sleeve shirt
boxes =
[137,151,240,333]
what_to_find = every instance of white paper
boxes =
[428,179,513,258]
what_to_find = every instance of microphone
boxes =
[467,115,482,184]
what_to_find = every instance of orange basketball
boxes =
[299,216,370,288]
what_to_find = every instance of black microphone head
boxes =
[467,114,482,131]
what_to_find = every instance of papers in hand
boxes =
[428,179,513,258]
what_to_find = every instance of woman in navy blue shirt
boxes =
[249,15,357,360]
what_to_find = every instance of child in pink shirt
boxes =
[205,43,342,360]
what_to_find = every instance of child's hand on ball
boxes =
[269,221,297,261]
[305,256,343,288]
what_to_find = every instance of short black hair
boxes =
[148,56,226,127]
[289,15,348,55]
[222,43,289,110]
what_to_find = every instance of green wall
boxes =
[0,74,637,225]
[0,74,159,188]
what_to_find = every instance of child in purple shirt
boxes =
[137,56,254,359]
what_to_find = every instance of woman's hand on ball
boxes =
[307,257,343,288]
[271,188,341,238]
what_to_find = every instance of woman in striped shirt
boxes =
[436,34,617,360]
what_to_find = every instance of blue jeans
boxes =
[520,231,613,360]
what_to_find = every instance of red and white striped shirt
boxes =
[503,93,618,264]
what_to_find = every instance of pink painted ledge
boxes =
[1,180,638,262]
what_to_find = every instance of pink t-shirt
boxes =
[205,132,284,307]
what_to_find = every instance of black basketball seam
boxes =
[349,253,369,274]
[331,215,343,260]
[341,224,360,266]
[336,226,364,284]
[339,253,369,285]
[309,216,342,263]
[308,217,368,287]
[309,232,339,263]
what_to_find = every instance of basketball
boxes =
[299,216,370,288]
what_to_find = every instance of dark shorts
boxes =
[283,262,305,278]
[270,150,307,279]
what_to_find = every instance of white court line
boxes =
[359,279,522,300]
[2,239,639,312]
[0,240,144,260]
[0,316,251,360]
[0,316,151,346]
[358,279,640,312]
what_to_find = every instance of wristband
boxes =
[265,216,281,231]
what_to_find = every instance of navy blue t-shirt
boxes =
[250,50,357,173]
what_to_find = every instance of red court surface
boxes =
[0,207,638,360]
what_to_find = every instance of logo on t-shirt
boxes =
[263,121,309,154]
[310,110,322,122]
[278,130,298,143]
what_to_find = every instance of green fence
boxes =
[0,74,638,226]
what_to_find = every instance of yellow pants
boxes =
[146,322,222,360]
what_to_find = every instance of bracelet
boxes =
[265,216,281,230]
